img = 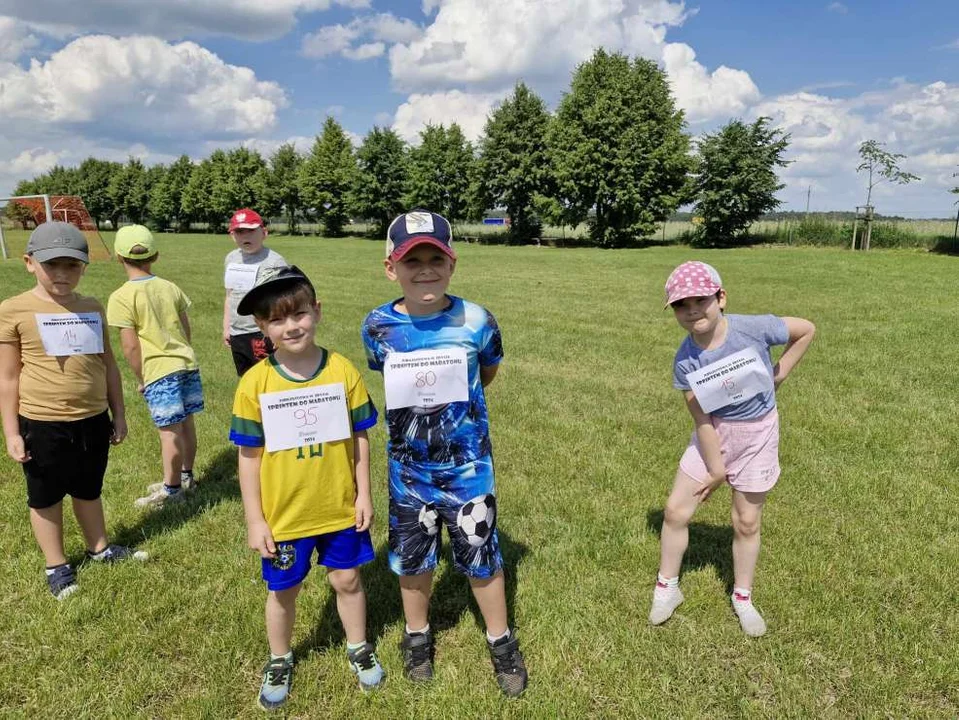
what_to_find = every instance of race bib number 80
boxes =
[384,349,469,410]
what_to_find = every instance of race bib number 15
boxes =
[384,349,469,410]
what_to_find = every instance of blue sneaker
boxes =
[258,655,294,711]
[347,642,385,691]
[46,564,78,600]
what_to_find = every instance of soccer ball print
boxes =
[456,494,496,547]
[418,503,440,536]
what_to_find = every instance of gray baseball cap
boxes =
[26,222,89,263]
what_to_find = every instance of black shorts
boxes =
[19,412,112,509]
[230,332,274,376]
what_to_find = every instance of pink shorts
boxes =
[679,408,780,493]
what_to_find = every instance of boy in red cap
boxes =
[222,209,287,376]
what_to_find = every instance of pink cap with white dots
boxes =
[664,261,723,307]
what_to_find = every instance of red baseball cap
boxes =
[229,208,264,231]
[664,261,723,308]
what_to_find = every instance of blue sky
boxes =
[1,0,957,216]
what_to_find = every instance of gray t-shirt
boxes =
[673,313,789,420]
[224,247,287,335]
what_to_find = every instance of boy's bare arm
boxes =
[222,294,232,347]
[480,363,500,387]
[773,317,816,388]
[352,430,373,531]
[0,341,29,462]
[118,327,144,387]
[238,446,276,558]
[684,390,725,500]
[179,311,192,344]
[101,332,127,444]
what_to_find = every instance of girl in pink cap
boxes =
[650,261,815,636]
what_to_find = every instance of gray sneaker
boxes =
[487,632,528,698]
[400,629,434,682]
[347,642,385,691]
[135,485,186,508]
[258,654,294,711]
[46,564,78,600]
[86,544,149,563]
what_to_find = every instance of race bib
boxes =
[259,384,351,452]
[35,313,104,356]
[224,263,258,292]
[384,348,469,410]
[686,347,773,414]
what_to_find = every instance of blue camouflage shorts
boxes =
[142,369,204,428]
[388,454,503,579]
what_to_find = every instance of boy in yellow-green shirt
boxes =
[107,225,204,508]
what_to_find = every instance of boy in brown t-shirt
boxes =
[0,222,147,600]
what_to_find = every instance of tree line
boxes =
[9,49,793,247]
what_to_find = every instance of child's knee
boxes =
[328,567,362,595]
[732,513,761,538]
[663,499,694,527]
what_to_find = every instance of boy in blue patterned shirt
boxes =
[361,210,527,697]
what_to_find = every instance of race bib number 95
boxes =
[259,384,351,452]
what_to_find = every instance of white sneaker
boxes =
[135,486,186,508]
[649,584,684,625]
[732,595,767,637]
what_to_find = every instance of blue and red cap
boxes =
[386,210,456,262]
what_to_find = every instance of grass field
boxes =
[1,231,957,718]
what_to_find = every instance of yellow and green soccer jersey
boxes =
[229,350,378,541]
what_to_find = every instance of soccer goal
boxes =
[0,194,111,260]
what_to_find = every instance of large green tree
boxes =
[299,117,357,236]
[213,147,268,219]
[352,127,409,237]
[693,117,790,245]
[181,153,220,229]
[76,158,119,228]
[549,49,692,247]
[263,143,304,234]
[475,82,553,244]
[406,123,474,223]
[149,155,194,231]
[107,158,150,226]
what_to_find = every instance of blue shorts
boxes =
[262,527,375,591]
[143,369,204,428]
[388,455,503,579]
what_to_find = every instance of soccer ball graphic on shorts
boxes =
[418,503,440,536]
[456,494,496,547]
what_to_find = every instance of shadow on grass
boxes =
[293,529,528,657]
[88,447,239,563]
[645,509,734,593]
[931,235,959,255]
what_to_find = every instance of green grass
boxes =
[1,233,958,717]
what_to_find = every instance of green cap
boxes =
[114,225,157,260]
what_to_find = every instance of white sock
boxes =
[406,623,430,635]
[346,640,367,652]
[732,587,752,603]
[486,628,511,644]
[270,650,293,662]
[657,574,679,589]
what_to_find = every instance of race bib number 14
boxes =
[384,349,469,410]
[259,384,351,452]
[35,313,104,356]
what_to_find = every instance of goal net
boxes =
[0,195,111,261]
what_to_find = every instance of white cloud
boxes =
[0,0,370,41]
[8,147,62,176]
[0,15,38,60]
[662,43,760,122]
[387,0,755,124]
[301,13,421,60]
[826,2,849,14]
[343,42,384,60]
[392,90,504,144]
[0,35,287,135]
[753,81,959,214]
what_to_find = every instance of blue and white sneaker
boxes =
[46,564,78,600]
[347,643,385,691]
[86,544,150,563]
[258,654,294,711]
